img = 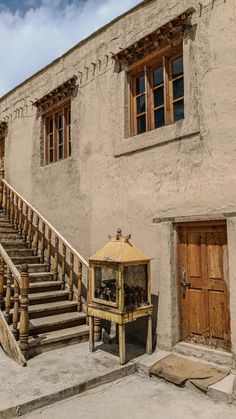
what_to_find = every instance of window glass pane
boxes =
[59,130,63,145]
[68,110,71,124]
[49,134,53,148]
[172,57,183,77]
[174,99,184,122]
[154,108,165,129]
[136,95,146,114]
[153,67,163,87]
[49,149,53,163]
[154,87,164,108]
[137,115,146,134]
[58,114,63,130]
[49,119,53,133]
[69,141,71,156]
[136,75,145,95]
[173,78,184,100]
[59,145,63,160]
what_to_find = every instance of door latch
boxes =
[180,270,191,293]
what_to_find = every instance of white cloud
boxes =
[0,0,141,97]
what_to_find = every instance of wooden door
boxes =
[0,137,5,171]
[178,222,231,351]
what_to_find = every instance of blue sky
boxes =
[0,0,141,97]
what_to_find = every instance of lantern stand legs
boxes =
[89,316,95,352]
[118,323,126,365]
[146,314,152,355]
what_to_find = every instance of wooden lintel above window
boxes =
[33,75,77,114]
[0,121,7,139]
[113,9,194,68]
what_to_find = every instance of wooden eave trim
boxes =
[113,9,194,67]
[33,75,77,115]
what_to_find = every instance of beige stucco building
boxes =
[1,0,236,364]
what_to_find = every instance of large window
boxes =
[130,48,184,136]
[44,103,71,165]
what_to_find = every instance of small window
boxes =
[130,48,184,136]
[44,103,71,165]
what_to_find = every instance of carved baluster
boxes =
[5,267,12,324]
[46,228,52,271]
[3,184,7,215]
[69,252,74,300]
[23,206,28,242]
[18,199,23,237]
[0,257,4,310]
[33,215,39,256]
[61,243,66,290]
[6,188,10,220]
[53,236,59,280]
[94,318,102,342]
[27,209,33,249]
[77,260,82,312]
[0,179,3,209]
[19,264,29,360]
[12,278,20,339]
[10,191,14,226]
[14,195,19,230]
[40,222,45,263]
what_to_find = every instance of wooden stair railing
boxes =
[0,244,29,362]
[0,179,89,314]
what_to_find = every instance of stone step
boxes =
[29,311,86,335]
[29,324,89,355]
[29,290,69,306]
[11,255,41,264]
[1,240,29,249]
[29,281,62,293]
[6,248,34,257]
[29,271,55,282]
[29,300,78,319]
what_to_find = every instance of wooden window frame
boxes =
[44,101,71,166]
[130,45,184,137]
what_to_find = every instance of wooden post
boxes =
[33,215,39,256]
[12,278,20,340]
[19,264,29,361]
[27,209,33,249]
[46,228,52,271]
[89,316,95,352]
[14,195,19,230]
[77,260,82,312]
[118,323,126,365]
[10,191,14,226]
[69,252,74,300]
[0,178,3,209]
[23,206,29,242]
[0,257,4,310]
[94,317,102,342]
[5,267,12,324]
[6,188,10,219]
[61,243,66,290]
[146,315,152,355]
[53,236,59,280]
[18,200,23,237]
[3,184,7,215]
[40,222,45,263]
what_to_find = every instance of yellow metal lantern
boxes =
[88,229,153,364]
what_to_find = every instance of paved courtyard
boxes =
[21,374,236,419]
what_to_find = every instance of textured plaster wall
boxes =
[1,0,236,349]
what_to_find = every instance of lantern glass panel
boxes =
[93,265,118,304]
[123,264,148,309]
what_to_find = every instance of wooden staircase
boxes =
[0,179,89,363]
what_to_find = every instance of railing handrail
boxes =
[0,243,21,282]
[2,179,89,269]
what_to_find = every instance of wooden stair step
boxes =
[29,290,69,305]
[0,227,17,233]
[0,233,20,239]
[29,324,89,354]
[19,263,49,273]
[6,248,34,257]
[29,281,62,293]
[29,300,78,318]
[0,241,29,249]
[29,312,86,335]
[11,256,41,264]
[29,271,54,282]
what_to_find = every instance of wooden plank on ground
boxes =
[0,310,26,366]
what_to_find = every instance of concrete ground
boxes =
[21,374,236,419]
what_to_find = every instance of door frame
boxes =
[176,219,231,350]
